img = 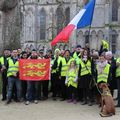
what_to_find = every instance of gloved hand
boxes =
[74,77,78,83]
[65,79,68,85]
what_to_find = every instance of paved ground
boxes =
[0,98,120,120]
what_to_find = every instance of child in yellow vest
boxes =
[65,60,78,104]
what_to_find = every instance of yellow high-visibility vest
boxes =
[97,64,110,83]
[0,56,10,66]
[7,59,19,77]
[102,40,109,50]
[79,59,91,76]
[61,57,74,76]
[51,56,62,74]
[73,52,81,68]
[116,58,120,77]
[67,69,78,88]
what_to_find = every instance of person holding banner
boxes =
[38,49,49,100]
[20,51,28,101]
[25,50,40,105]
[78,48,94,106]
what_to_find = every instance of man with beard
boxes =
[59,50,74,101]
[25,50,39,105]
[6,49,21,104]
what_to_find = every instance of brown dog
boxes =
[99,83,115,117]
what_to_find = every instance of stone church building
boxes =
[0,0,120,54]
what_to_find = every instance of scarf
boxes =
[97,61,108,74]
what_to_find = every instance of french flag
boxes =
[51,0,96,46]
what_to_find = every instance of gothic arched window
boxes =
[91,30,96,39]
[77,30,84,45]
[40,8,46,40]
[85,31,89,44]
[30,44,34,50]
[65,7,70,26]
[98,30,104,40]
[111,30,117,53]
[56,7,64,34]
[112,0,119,21]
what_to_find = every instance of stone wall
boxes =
[0,0,120,54]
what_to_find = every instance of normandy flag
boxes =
[51,0,96,46]
[19,59,50,81]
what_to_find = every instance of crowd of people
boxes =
[0,40,120,110]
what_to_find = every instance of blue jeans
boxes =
[117,77,120,105]
[26,81,40,101]
[7,77,21,100]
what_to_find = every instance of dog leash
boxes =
[92,78,103,95]
[79,59,103,95]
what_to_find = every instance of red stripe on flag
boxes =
[51,24,75,46]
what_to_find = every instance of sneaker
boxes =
[25,101,30,105]
[67,99,73,103]
[34,100,38,104]
[60,98,66,101]
[6,100,11,105]
[15,99,22,103]
[115,104,120,107]
[2,98,6,101]
[53,97,57,101]
[88,102,93,106]
[73,100,77,104]
[81,101,87,105]
[42,97,48,101]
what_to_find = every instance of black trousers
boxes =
[1,73,8,99]
[36,81,42,99]
[37,81,49,99]
[82,88,93,102]
[42,80,49,98]
[21,80,27,100]
[51,73,60,98]
[67,85,77,100]
[77,87,83,101]
[117,77,120,105]
[60,76,67,99]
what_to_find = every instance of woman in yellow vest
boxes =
[65,60,78,104]
[78,48,94,106]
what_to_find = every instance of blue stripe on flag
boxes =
[77,0,96,29]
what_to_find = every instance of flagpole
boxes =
[87,0,96,45]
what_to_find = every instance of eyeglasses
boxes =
[23,55,27,57]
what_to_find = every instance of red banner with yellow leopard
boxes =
[19,59,50,81]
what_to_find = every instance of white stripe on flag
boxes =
[69,9,86,27]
